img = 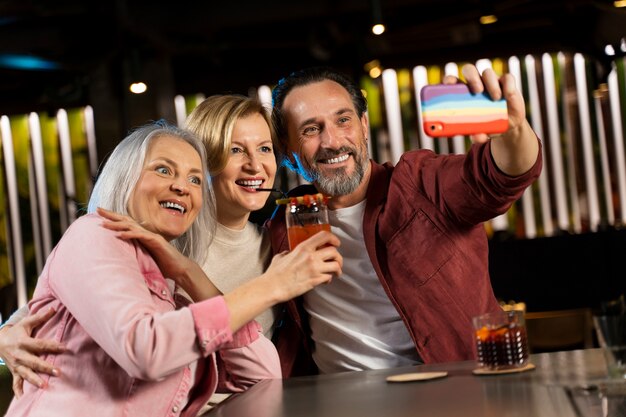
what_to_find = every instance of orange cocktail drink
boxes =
[282,193,330,250]
[287,223,331,249]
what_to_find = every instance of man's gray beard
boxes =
[313,162,365,196]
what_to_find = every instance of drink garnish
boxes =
[276,193,330,206]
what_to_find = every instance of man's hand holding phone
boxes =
[420,82,508,138]
[435,65,528,144]
[426,64,538,177]
[420,64,527,142]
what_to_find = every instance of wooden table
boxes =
[206,349,626,417]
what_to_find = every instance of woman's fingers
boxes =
[319,246,344,271]
[0,306,63,393]
[23,306,56,328]
[8,338,61,381]
[15,363,47,391]
[295,230,340,250]
[4,307,64,360]
[96,207,127,221]
[16,340,62,374]
[291,232,343,280]
[97,208,155,243]
[97,207,143,234]
[22,310,65,355]
[12,374,24,398]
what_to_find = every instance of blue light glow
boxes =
[0,54,60,70]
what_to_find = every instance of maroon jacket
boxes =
[267,141,542,377]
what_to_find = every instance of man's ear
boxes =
[360,113,370,139]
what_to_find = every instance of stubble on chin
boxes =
[312,163,364,196]
[299,143,369,196]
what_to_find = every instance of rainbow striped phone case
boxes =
[420,83,508,137]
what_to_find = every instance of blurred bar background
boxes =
[1,0,625,322]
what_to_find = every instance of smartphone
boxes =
[419,83,508,137]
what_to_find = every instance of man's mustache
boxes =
[314,147,354,161]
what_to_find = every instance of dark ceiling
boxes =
[0,0,624,117]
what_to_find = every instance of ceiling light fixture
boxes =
[126,50,148,94]
[129,82,148,94]
[364,59,383,78]
[479,14,498,25]
[479,2,498,25]
[370,0,385,35]
[372,23,386,35]
[604,44,616,56]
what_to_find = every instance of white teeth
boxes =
[160,201,185,213]
[236,180,263,189]
[321,154,349,164]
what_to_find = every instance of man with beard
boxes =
[267,64,542,377]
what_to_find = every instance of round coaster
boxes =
[472,363,536,375]
[386,371,448,383]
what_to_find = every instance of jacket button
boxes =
[161,289,167,296]
[172,405,179,412]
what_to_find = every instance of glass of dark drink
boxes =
[473,310,529,371]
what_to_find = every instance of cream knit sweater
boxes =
[200,221,277,338]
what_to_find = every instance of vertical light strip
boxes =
[0,116,27,307]
[196,94,206,115]
[475,59,492,74]
[444,62,466,155]
[83,105,98,180]
[28,158,43,273]
[412,65,433,151]
[28,112,53,260]
[174,95,187,127]
[525,54,554,236]
[425,64,447,154]
[573,53,600,232]
[608,68,626,223]
[541,53,570,231]
[474,58,507,233]
[382,69,404,164]
[557,53,582,233]
[437,133,450,154]
[257,85,272,109]
[509,56,537,238]
[56,109,77,227]
[593,92,615,224]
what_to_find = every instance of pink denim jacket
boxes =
[5,214,280,417]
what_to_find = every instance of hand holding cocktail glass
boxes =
[273,193,341,290]
[279,193,331,250]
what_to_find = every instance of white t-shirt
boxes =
[303,200,421,373]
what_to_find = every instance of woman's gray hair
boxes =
[87,121,215,264]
